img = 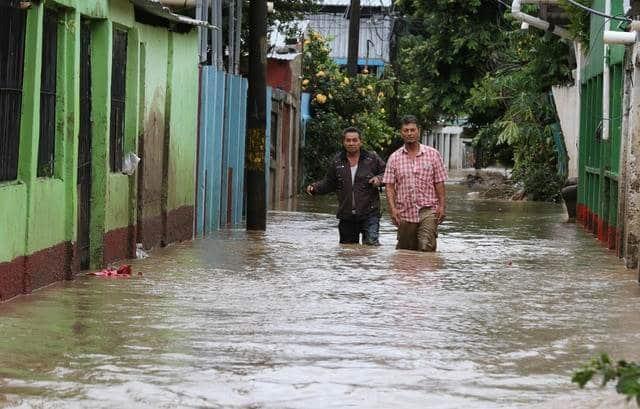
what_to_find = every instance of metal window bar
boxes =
[0,7,26,182]
[110,29,127,172]
[38,8,58,177]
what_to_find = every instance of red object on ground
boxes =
[87,264,133,278]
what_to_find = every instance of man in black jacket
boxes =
[306,127,386,245]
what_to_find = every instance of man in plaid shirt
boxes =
[383,115,447,251]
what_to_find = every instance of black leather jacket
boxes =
[312,150,386,220]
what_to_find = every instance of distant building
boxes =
[266,23,304,207]
[306,0,392,75]
[424,122,474,171]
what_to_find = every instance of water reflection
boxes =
[0,184,639,408]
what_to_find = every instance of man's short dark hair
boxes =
[342,127,362,139]
[400,115,419,127]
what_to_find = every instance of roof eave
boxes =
[130,0,219,29]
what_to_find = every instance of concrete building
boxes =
[265,23,304,207]
[306,0,392,74]
[0,0,204,300]
[424,123,475,171]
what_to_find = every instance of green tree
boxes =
[395,0,509,126]
[466,25,574,200]
[396,1,575,200]
[302,32,395,184]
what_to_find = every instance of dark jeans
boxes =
[338,214,380,245]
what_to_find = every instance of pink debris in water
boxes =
[87,264,133,278]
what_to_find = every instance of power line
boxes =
[564,0,631,22]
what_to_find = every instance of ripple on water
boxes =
[1,186,639,408]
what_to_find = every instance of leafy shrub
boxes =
[302,32,395,185]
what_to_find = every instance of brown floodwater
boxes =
[1,183,639,408]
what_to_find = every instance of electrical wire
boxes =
[493,0,511,9]
[564,0,631,22]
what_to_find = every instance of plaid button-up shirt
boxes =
[382,144,447,223]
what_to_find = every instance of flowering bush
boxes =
[302,31,395,184]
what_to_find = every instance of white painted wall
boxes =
[424,125,466,170]
[552,84,580,179]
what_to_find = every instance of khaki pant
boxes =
[396,208,438,251]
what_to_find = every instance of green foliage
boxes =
[395,0,509,126]
[464,18,573,200]
[394,0,572,200]
[302,32,395,184]
[559,0,593,48]
[573,353,640,406]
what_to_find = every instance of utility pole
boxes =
[346,0,360,76]
[246,0,267,230]
[388,15,401,128]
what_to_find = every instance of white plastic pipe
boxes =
[511,0,571,39]
[159,0,196,7]
[603,30,637,45]
[603,0,611,140]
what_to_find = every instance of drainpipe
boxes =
[602,0,611,140]
[511,0,571,39]
[159,0,197,7]
[603,30,637,44]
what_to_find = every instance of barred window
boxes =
[0,7,26,182]
[110,29,127,172]
[37,8,58,177]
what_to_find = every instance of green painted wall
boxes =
[582,0,626,82]
[0,4,86,263]
[61,10,81,245]
[0,0,200,268]
[105,21,140,232]
[89,20,112,266]
[577,0,626,246]
[138,25,168,222]
[29,180,67,252]
[167,32,199,210]
[0,185,27,262]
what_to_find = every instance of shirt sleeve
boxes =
[432,150,447,184]
[382,154,396,185]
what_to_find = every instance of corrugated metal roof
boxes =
[268,52,302,60]
[315,0,392,7]
[306,13,391,62]
[130,0,217,28]
[268,20,308,60]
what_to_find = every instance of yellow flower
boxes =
[362,68,369,74]
[315,94,327,104]
[304,39,311,45]
[316,70,326,78]
[366,85,373,91]
[380,108,385,113]
[302,79,309,86]
[343,77,350,85]
[378,91,385,98]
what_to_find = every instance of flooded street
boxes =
[2,184,640,408]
